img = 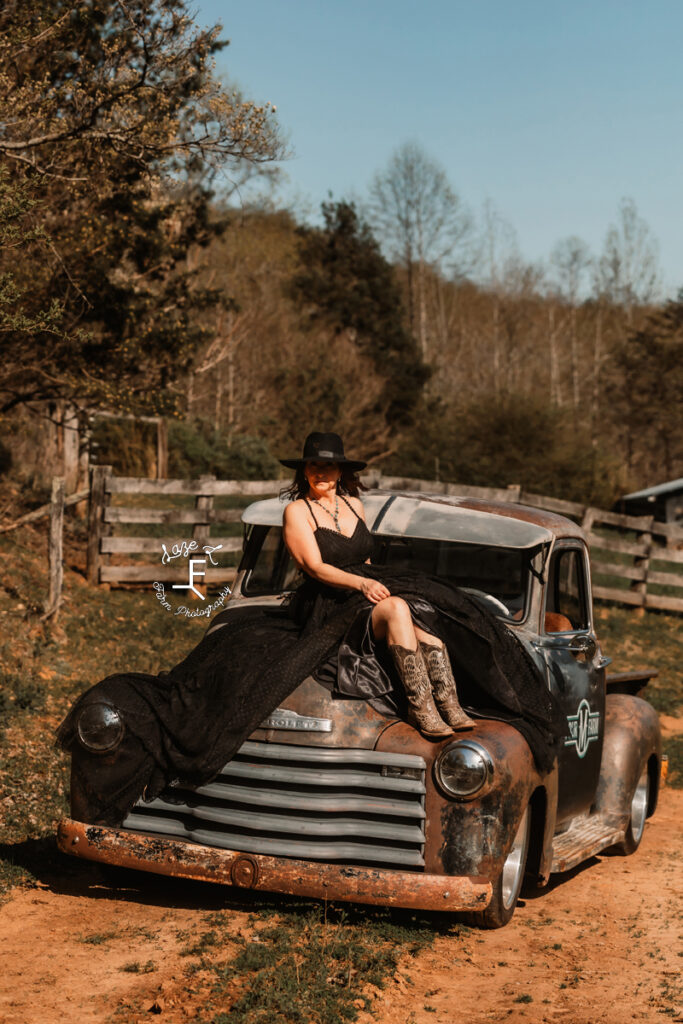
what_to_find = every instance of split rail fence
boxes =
[86,467,683,615]
[87,466,280,587]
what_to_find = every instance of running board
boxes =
[551,815,625,873]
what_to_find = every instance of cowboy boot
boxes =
[420,642,474,730]
[389,644,453,739]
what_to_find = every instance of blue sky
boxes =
[194,0,683,295]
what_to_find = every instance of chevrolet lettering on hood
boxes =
[260,709,333,732]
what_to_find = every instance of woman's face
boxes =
[304,460,341,497]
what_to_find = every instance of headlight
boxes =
[76,702,125,753]
[435,740,493,800]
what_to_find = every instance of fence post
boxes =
[87,464,112,585]
[630,515,654,616]
[45,477,65,619]
[156,418,168,480]
[192,474,215,598]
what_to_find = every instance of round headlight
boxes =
[435,740,493,799]
[76,702,125,753]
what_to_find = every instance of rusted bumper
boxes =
[57,818,492,913]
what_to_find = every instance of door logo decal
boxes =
[565,699,600,759]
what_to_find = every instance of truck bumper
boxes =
[57,818,492,913]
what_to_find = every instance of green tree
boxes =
[611,298,683,481]
[0,0,281,416]
[291,200,429,428]
[385,392,620,506]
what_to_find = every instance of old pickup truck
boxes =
[58,492,663,927]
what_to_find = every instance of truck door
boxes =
[535,542,607,823]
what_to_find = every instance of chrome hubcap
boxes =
[630,768,649,844]
[502,806,530,910]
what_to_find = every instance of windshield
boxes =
[242,527,532,620]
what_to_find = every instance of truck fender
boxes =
[432,721,547,879]
[594,693,662,831]
[530,763,559,887]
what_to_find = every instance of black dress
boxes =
[57,497,566,826]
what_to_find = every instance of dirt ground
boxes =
[365,784,683,1024]
[0,784,681,1024]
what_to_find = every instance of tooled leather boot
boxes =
[389,644,453,739]
[420,642,474,730]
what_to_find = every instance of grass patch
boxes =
[663,736,683,788]
[119,960,156,974]
[595,607,683,715]
[177,903,450,1024]
[80,930,119,945]
[0,520,204,901]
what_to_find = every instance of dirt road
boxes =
[366,785,683,1024]
[0,785,680,1024]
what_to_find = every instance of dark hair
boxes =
[281,464,366,502]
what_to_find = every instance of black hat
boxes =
[279,432,367,472]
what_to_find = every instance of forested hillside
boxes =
[0,3,681,507]
[171,187,682,505]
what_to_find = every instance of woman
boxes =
[58,430,565,827]
[280,431,473,738]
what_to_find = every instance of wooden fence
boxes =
[369,474,683,615]
[86,467,683,614]
[87,466,282,586]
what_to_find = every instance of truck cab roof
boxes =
[242,490,586,549]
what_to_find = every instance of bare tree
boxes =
[551,236,592,410]
[595,198,660,317]
[551,236,592,302]
[478,199,522,291]
[368,142,473,356]
[476,201,541,394]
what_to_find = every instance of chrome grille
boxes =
[123,741,427,869]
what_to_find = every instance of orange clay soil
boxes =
[360,785,683,1024]
[0,785,681,1024]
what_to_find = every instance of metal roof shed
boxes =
[616,478,683,523]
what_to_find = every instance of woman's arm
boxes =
[283,501,388,603]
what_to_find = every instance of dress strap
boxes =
[339,494,362,521]
[303,497,321,528]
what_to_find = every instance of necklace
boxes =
[313,494,341,532]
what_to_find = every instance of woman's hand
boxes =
[358,578,390,604]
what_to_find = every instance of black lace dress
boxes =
[57,498,566,826]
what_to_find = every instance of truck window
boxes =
[376,537,529,620]
[242,527,299,596]
[243,527,531,619]
[545,547,589,632]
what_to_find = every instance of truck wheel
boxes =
[471,804,531,929]
[615,766,650,855]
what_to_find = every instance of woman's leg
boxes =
[413,625,443,647]
[416,632,474,730]
[372,598,452,738]
[370,602,444,652]
[371,596,418,648]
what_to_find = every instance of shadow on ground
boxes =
[0,834,458,935]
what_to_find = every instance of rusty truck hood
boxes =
[248,676,396,750]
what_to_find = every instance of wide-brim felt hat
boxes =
[279,432,367,472]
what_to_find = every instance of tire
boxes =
[614,765,650,855]
[469,804,531,929]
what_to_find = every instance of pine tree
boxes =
[291,201,428,426]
